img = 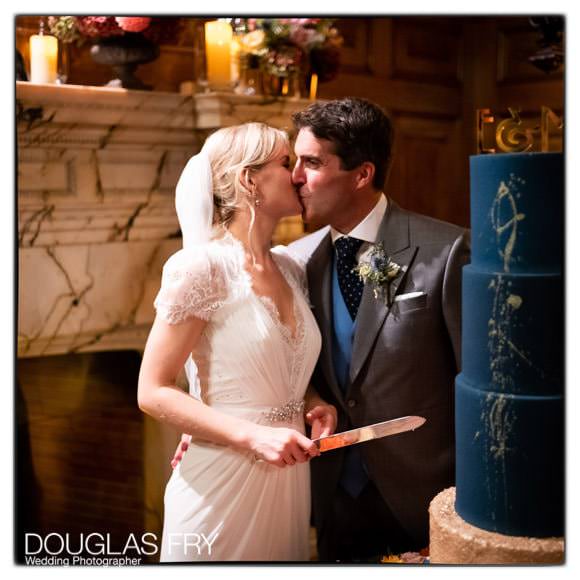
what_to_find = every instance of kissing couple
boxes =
[138,97,469,562]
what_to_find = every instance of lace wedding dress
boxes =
[154,231,322,562]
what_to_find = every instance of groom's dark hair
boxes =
[292,97,394,190]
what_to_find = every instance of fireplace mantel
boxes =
[17,82,310,358]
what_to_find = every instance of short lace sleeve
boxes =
[154,246,228,325]
[271,244,309,299]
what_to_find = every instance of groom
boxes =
[290,97,470,561]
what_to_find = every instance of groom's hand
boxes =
[305,403,337,440]
[170,433,192,468]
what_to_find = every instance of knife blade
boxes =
[313,415,426,453]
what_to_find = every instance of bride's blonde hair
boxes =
[202,122,289,228]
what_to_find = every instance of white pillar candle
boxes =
[205,20,232,88]
[30,33,58,84]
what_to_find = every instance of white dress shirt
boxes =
[330,194,388,263]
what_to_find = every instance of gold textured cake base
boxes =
[429,487,564,564]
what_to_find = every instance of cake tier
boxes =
[469,153,563,274]
[429,487,564,564]
[461,265,563,396]
[455,374,563,537]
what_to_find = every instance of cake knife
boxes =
[313,415,426,453]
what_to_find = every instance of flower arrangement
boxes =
[353,242,404,306]
[47,16,182,90]
[48,16,181,46]
[233,18,343,81]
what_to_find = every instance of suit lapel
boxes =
[306,232,346,409]
[350,201,418,385]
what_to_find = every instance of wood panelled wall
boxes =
[320,17,563,227]
[16,16,564,226]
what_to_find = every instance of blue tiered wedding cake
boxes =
[430,152,564,563]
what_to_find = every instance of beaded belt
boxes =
[261,399,305,423]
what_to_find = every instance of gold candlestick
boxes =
[309,73,318,100]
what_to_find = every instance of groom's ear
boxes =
[354,161,375,190]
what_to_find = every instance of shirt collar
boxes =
[330,194,388,245]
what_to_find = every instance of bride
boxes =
[137,122,337,562]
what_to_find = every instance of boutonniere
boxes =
[353,242,405,307]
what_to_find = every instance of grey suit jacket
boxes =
[289,200,470,546]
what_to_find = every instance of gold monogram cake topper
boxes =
[477,107,563,154]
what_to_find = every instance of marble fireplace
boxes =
[16,81,310,561]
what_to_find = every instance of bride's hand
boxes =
[248,425,320,468]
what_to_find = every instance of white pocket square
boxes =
[394,291,427,302]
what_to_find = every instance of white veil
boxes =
[175,148,214,248]
[174,148,214,400]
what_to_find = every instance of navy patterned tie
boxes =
[335,236,365,320]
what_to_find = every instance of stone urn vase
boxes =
[90,33,159,90]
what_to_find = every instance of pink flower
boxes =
[115,17,152,33]
[289,27,318,49]
[76,17,124,38]
[290,18,321,26]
